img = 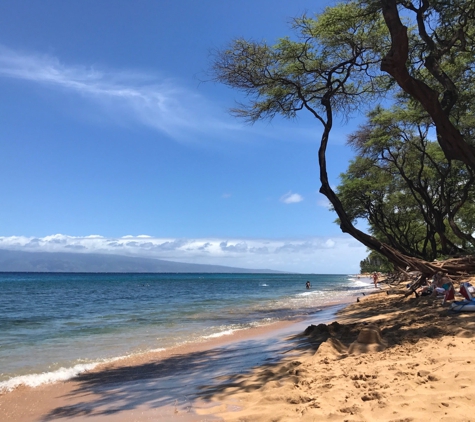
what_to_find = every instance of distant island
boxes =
[0,249,282,273]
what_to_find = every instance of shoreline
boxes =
[0,300,351,421]
[0,273,367,390]
[0,295,353,392]
[6,281,472,421]
[199,285,475,421]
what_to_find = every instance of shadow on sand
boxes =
[41,293,475,420]
[41,323,314,420]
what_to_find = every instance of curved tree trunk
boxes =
[379,0,475,170]
[447,215,475,249]
[317,95,441,275]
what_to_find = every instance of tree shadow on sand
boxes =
[196,293,475,400]
[40,327,314,420]
[41,294,475,420]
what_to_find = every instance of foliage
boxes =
[212,2,389,124]
[212,0,475,273]
[337,105,475,261]
[360,250,393,273]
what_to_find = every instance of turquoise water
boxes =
[0,272,374,390]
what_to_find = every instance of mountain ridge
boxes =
[0,249,283,273]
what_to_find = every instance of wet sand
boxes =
[197,286,475,421]
[0,305,346,422]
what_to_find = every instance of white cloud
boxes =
[0,233,367,273]
[0,45,244,143]
[317,197,332,209]
[0,45,341,146]
[280,191,304,204]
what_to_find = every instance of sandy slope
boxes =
[195,288,475,421]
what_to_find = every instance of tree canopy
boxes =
[338,105,475,264]
[212,0,475,276]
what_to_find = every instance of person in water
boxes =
[372,272,378,288]
[306,281,311,289]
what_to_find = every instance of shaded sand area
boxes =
[0,306,343,422]
[198,288,475,421]
[2,288,475,421]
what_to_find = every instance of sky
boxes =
[0,0,370,274]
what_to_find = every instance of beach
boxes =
[0,273,368,390]
[2,278,475,421]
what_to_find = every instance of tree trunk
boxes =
[317,96,441,276]
[379,0,475,170]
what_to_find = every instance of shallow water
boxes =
[0,272,374,390]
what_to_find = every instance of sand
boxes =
[2,284,475,421]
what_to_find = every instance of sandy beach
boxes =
[2,282,475,422]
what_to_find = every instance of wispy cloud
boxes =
[0,45,242,142]
[280,191,304,204]
[0,233,366,273]
[0,45,340,145]
[317,197,332,209]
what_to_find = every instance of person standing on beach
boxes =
[373,272,378,288]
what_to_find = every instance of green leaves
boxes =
[212,0,475,270]
[339,104,475,260]
[212,2,391,124]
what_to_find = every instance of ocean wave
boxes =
[296,290,323,297]
[203,329,236,339]
[349,280,373,287]
[1,273,355,388]
[0,347,168,393]
[0,362,99,392]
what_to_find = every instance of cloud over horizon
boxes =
[0,233,366,273]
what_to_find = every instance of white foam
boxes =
[296,290,322,297]
[203,329,236,339]
[351,280,373,287]
[0,362,99,392]
[0,347,170,393]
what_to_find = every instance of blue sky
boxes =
[0,0,369,273]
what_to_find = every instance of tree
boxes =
[338,105,475,261]
[212,1,475,275]
[376,0,475,168]
[360,251,393,273]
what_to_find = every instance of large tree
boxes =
[338,106,475,260]
[376,0,475,167]
[212,1,475,275]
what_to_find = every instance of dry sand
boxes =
[2,285,475,421]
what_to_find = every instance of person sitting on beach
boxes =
[431,271,454,297]
[415,278,433,296]
[305,281,311,289]
[417,272,454,298]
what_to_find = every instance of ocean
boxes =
[0,272,374,392]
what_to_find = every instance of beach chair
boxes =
[441,284,455,304]
[450,282,475,312]
[459,282,475,300]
